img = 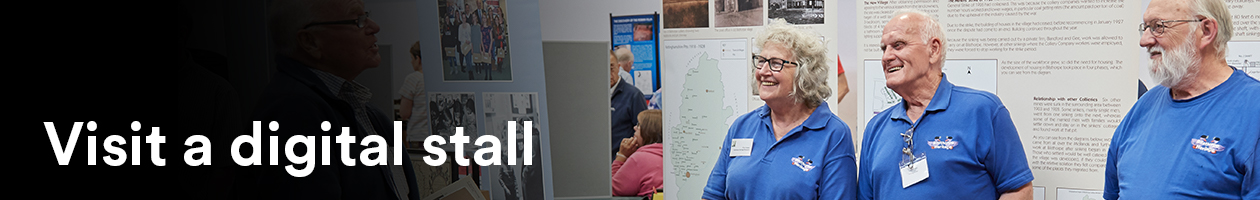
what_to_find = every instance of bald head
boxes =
[614,46,634,72]
[885,10,946,63]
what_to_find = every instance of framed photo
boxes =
[437,0,514,81]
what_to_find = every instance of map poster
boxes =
[661,39,749,200]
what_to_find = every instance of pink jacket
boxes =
[611,143,664,196]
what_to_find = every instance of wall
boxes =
[366,0,424,108]
[540,0,663,42]
[542,41,614,198]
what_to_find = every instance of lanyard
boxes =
[899,112,927,168]
[900,123,919,157]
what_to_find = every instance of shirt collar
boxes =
[756,101,832,130]
[889,74,954,121]
[309,68,373,105]
[610,78,623,99]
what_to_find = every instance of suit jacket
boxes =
[241,56,420,200]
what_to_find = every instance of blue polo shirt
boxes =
[702,102,858,200]
[858,75,1033,200]
[1104,68,1260,200]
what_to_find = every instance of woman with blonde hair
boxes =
[702,19,857,200]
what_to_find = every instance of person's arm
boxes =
[818,126,858,200]
[398,76,418,121]
[610,153,630,196]
[701,130,736,200]
[632,92,648,118]
[400,97,413,121]
[1242,140,1256,198]
[985,106,1035,197]
[615,137,640,163]
[998,183,1033,200]
[857,122,877,200]
[610,142,644,196]
[1103,110,1134,200]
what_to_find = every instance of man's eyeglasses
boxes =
[752,54,799,72]
[1138,18,1202,37]
[304,12,371,29]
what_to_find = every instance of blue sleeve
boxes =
[985,106,1033,193]
[702,126,735,200]
[1245,143,1257,199]
[819,123,858,200]
[857,121,877,200]
[1103,135,1122,200]
[1104,111,1133,200]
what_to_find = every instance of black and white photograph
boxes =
[768,0,824,24]
[429,92,480,137]
[483,93,545,200]
[714,0,763,27]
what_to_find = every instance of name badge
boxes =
[900,154,929,188]
[730,139,753,157]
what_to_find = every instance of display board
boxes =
[611,13,662,96]
[660,39,750,200]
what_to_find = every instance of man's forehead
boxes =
[316,0,364,16]
[1144,0,1190,20]
[883,15,921,35]
[882,21,917,42]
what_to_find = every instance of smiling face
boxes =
[756,42,797,104]
[880,13,940,91]
[1141,0,1203,88]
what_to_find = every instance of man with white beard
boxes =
[1103,0,1259,199]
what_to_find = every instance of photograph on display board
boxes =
[714,0,763,27]
[768,0,824,24]
[429,92,479,137]
[482,93,544,200]
[663,0,709,28]
[634,23,654,41]
[436,0,513,81]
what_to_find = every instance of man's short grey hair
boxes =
[1188,0,1232,59]
[268,0,330,55]
[614,46,634,64]
[891,9,947,63]
[754,18,831,108]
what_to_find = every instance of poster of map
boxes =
[661,39,750,200]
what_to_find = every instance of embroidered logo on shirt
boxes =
[1190,135,1225,154]
[790,155,815,172]
[928,136,958,150]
